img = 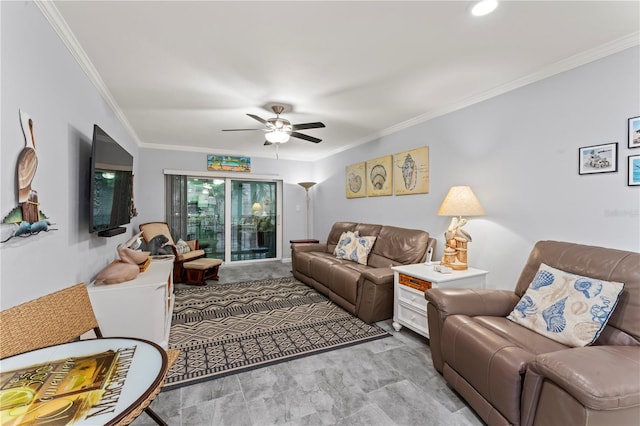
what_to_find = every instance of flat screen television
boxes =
[89,125,133,237]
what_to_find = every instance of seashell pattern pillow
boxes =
[507,263,624,347]
[334,231,359,257]
[334,231,376,265]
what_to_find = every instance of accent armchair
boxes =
[139,221,205,283]
[425,241,640,426]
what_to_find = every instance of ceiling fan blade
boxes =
[291,122,326,131]
[264,141,273,145]
[222,128,262,132]
[247,113,268,125]
[291,132,322,143]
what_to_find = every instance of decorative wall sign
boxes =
[578,142,618,175]
[207,155,251,172]
[629,116,640,149]
[366,155,393,196]
[1,110,56,243]
[393,146,429,195]
[345,162,366,198]
[629,155,640,186]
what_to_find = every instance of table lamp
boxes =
[437,186,484,270]
[298,182,316,239]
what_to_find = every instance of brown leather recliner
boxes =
[425,240,640,426]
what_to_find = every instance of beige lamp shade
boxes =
[297,181,317,191]
[437,186,484,217]
[252,202,262,212]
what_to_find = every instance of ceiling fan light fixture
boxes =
[265,129,290,143]
[471,0,498,16]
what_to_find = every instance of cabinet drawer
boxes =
[397,285,427,311]
[397,304,429,336]
[399,273,431,292]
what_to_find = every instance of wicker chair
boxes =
[139,221,206,282]
[0,283,179,426]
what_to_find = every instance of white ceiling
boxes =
[48,1,639,161]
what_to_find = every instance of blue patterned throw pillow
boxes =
[507,263,624,347]
[333,231,359,257]
[334,231,376,265]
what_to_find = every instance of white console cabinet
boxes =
[87,257,174,349]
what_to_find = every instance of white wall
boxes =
[1,2,140,308]
[2,1,637,309]
[313,47,640,289]
[135,148,314,257]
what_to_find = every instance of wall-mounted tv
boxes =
[89,125,133,237]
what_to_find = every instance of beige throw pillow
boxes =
[507,263,624,347]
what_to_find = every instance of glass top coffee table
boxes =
[0,337,167,426]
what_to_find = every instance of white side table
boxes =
[392,264,488,338]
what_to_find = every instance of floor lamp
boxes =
[297,182,316,239]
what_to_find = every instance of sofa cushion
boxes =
[507,263,625,347]
[309,255,343,285]
[473,316,569,355]
[176,249,205,262]
[354,223,382,238]
[330,263,366,304]
[140,222,175,245]
[368,225,430,268]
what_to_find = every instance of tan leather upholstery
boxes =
[291,222,435,323]
[139,221,206,282]
[426,240,640,426]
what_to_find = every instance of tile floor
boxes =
[132,261,483,426]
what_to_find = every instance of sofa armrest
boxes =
[425,288,519,374]
[356,267,394,323]
[527,346,640,411]
[360,267,393,286]
[291,242,327,253]
[425,288,519,318]
[521,346,640,426]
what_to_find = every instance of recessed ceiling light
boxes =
[471,0,498,17]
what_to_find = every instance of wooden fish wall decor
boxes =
[1,110,56,243]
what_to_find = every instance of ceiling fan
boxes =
[222,105,325,145]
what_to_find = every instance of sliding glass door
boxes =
[186,178,225,258]
[230,180,277,261]
[166,174,281,263]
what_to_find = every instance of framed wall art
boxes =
[629,116,640,149]
[366,155,393,196]
[629,155,640,186]
[207,155,251,172]
[578,143,618,175]
[393,146,429,195]
[345,162,366,198]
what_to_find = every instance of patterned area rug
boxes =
[164,276,390,391]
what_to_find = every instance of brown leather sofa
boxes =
[425,240,640,426]
[291,222,436,323]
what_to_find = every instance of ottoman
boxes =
[182,258,223,285]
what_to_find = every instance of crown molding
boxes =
[34,0,142,146]
[379,31,640,138]
[33,2,639,160]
